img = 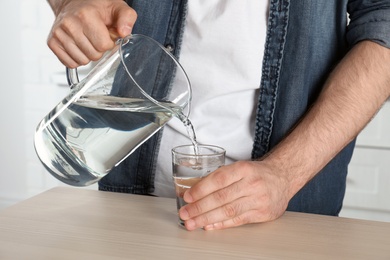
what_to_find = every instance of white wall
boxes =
[0,2,26,207]
[0,0,68,209]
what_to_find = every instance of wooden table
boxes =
[0,187,389,259]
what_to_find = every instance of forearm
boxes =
[264,41,390,199]
[47,0,69,15]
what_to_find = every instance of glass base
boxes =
[178,219,186,228]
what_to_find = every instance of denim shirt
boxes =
[99,0,390,215]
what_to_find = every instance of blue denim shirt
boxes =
[99,0,390,216]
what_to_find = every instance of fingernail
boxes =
[204,224,214,231]
[183,192,193,203]
[179,208,189,220]
[204,223,221,231]
[121,25,132,36]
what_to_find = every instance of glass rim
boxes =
[172,144,225,157]
[119,34,192,117]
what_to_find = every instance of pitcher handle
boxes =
[66,67,80,89]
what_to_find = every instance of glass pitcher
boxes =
[34,34,192,186]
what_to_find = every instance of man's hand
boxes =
[179,160,291,231]
[47,0,137,68]
[179,41,390,231]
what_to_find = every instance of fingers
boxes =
[179,162,252,230]
[203,210,271,231]
[113,5,137,37]
[48,10,115,68]
[48,25,100,68]
[180,171,243,220]
[182,196,261,231]
[47,0,137,68]
[181,188,283,231]
[182,163,243,204]
[47,35,81,69]
[179,161,289,231]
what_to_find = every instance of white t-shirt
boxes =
[153,0,269,197]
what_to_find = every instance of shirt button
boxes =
[165,44,174,52]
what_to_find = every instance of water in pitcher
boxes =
[34,95,197,186]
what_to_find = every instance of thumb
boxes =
[113,5,137,37]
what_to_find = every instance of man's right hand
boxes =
[47,0,137,68]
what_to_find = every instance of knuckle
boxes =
[223,203,238,218]
[213,175,226,188]
[87,51,103,62]
[119,4,138,23]
[189,202,204,216]
[74,9,90,23]
[70,53,89,67]
[199,214,211,226]
[78,59,90,66]
[60,17,76,32]
[94,40,114,52]
[124,8,138,22]
[234,160,255,174]
[60,10,89,34]
[47,38,56,50]
[231,216,244,226]
[49,29,61,42]
[214,189,229,202]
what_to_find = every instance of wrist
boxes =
[47,0,74,16]
[258,144,316,200]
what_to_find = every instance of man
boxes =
[46,0,390,231]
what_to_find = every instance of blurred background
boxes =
[1,1,74,209]
[0,0,389,222]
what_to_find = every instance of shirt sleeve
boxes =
[347,0,390,49]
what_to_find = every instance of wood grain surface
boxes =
[0,187,389,259]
